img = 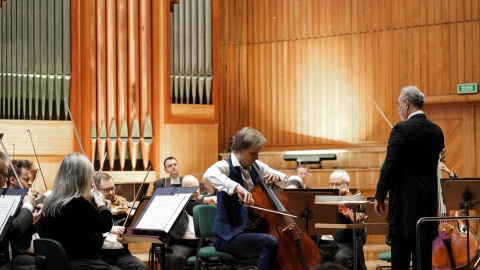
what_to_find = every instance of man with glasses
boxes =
[92,172,147,270]
[317,169,367,270]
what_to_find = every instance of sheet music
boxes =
[0,195,21,236]
[135,193,189,233]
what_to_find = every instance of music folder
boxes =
[0,188,28,243]
[122,186,197,243]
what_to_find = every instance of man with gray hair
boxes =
[374,86,444,270]
[317,169,367,270]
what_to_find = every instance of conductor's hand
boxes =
[236,185,255,206]
[92,190,107,207]
[374,199,385,216]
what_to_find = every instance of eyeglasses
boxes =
[330,182,346,188]
[98,186,116,193]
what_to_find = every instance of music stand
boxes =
[441,178,480,213]
[284,188,339,235]
[416,178,480,270]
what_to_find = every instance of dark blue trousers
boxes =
[213,232,278,270]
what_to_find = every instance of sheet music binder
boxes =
[122,186,197,243]
[0,188,28,243]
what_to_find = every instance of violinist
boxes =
[92,172,147,270]
[38,153,119,270]
[4,159,42,270]
[204,127,287,270]
[0,152,37,270]
[6,159,33,189]
[316,170,367,270]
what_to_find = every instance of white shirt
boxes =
[204,153,287,194]
[170,177,181,185]
[182,214,197,240]
[408,110,424,119]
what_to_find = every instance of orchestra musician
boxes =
[6,160,34,189]
[285,175,304,189]
[437,161,457,178]
[316,169,367,270]
[92,172,147,270]
[374,86,445,270]
[152,157,183,192]
[38,153,120,270]
[204,127,288,270]
[294,165,310,188]
[0,152,38,270]
[196,177,216,205]
[165,175,202,270]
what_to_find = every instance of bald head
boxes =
[182,175,199,187]
[182,175,200,199]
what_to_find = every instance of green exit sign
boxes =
[457,83,478,94]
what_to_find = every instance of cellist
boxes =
[204,127,287,270]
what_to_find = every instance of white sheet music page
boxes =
[135,193,189,233]
[0,195,21,235]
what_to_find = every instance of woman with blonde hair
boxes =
[39,153,119,270]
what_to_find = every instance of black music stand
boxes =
[284,188,339,235]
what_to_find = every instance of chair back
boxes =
[193,204,217,238]
[34,238,69,270]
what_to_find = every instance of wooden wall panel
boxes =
[219,0,480,154]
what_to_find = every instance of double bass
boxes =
[432,150,479,270]
[249,164,321,270]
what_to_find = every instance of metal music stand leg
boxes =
[352,212,359,270]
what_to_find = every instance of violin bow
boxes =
[91,152,108,193]
[373,101,393,129]
[65,98,86,156]
[27,130,48,191]
[0,133,25,189]
[122,165,152,228]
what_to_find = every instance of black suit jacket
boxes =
[375,114,444,240]
[0,208,34,265]
[152,177,183,194]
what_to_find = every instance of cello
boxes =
[249,163,321,270]
[432,150,479,270]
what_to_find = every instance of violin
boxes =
[338,190,367,223]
